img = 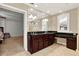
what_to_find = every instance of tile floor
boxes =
[0,37,79,56]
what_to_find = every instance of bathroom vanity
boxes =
[27,31,77,54]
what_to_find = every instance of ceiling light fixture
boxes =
[59,10,63,13]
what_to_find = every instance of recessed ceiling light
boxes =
[30,8,33,11]
[59,10,63,13]
[47,11,50,13]
[34,4,38,7]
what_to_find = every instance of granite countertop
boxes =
[28,31,57,35]
[28,31,78,36]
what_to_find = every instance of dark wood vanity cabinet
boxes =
[28,34,55,54]
[55,33,77,50]
[28,32,77,54]
[67,37,77,50]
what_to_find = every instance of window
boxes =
[57,13,69,32]
[42,19,48,31]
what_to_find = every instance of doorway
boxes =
[0,4,27,56]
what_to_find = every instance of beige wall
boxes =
[69,9,78,33]
[77,8,79,50]
[48,15,57,31]
[47,8,78,33]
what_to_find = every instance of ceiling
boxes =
[2,3,79,21]
[28,3,79,15]
[28,7,48,21]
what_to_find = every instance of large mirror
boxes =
[57,13,69,32]
[42,19,48,31]
[27,7,48,32]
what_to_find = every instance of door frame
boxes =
[0,3,28,51]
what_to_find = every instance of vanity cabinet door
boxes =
[38,35,43,50]
[31,35,39,53]
[48,34,55,45]
[43,35,49,48]
[67,37,77,50]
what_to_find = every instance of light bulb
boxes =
[28,14,33,18]
[33,16,37,19]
